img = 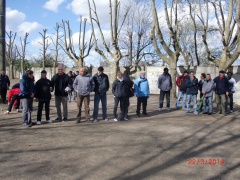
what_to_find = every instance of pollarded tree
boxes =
[5,31,17,78]
[39,29,51,70]
[150,0,181,98]
[88,0,130,80]
[59,17,93,68]
[198,0,240,70]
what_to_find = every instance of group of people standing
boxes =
[3,66,237,127]
[159,69,236,116]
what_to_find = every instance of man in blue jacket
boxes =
[214,70,229,116]
[134,71,150,117]
[19,70,35,127]
[158,67,172,111]
[185,71,199,114]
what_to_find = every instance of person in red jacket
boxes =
[4,83,21,114]
[175,70,188,109]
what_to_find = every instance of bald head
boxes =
[80,68,87,76]
[58,65,64,75]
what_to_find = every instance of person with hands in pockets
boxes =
[134,71,150,117]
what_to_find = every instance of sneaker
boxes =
[55,117,61,121]
[124,117,129,121]
[46,120,52,123]
[36,121,41,125]
[136,114,140,117]
[185,111,189,115]
[159,108,162,111]
[208,113,212,115]
[104,118,109,121]
[113,118,118,122]
[230,110,233,113]
[4,111,9,115]
[167,108,170,111]
[93,119,99,123]
[142,113,149,116]
[62,117,67,121]
[76,119,80,124]
[194,111,199,115]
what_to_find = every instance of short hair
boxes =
[206,73,211,76]
[76,71,79,73]
[69,71,72,74]
[201,73,206,78]
[190,71,194,74]
[117,71,122,75]
[26,70,33,75]
[164,67,168,71]
[227,72,233,75]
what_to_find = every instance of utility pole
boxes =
[0,0,6,71]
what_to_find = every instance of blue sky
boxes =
[6,0,101,66]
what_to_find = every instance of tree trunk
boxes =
[0,0,6,71]
[10,63,14,79]
[110,61,119,85]
[53,61,56,75]
[21,59,24,74]
[169,60,177,98]
[78,58,84,69]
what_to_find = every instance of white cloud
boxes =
[43,0,65,13]
[6,7,26,32]
[18,22,43,35]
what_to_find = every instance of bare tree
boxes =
[60,17,93,68]
[50,23,62,74]
[198,0,240,71]
[122,0,154,74]
[16,32,29,74]
[5,31,16,78]
[150,0,181,98]
[39,29,51,69]
[0,0,6,71]
[88,0,130,80]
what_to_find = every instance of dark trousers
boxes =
[226,93,234,111]
[159,90,170,108]
[136,97,148,115]
[113,97,127,119]
[1,87,7,103]
[22,98,33,125]
[8,94,20,112]
[37,101,50,122]
[126,97,130,114]
[93,93,107,119]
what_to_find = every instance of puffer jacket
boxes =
[19,73,35,97]
[112,78,129,97]
[186,76,199,95]
[73,74,95,96]
[93,73,109,94]
[134,77,150,97]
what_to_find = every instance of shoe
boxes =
[4,111,9,115]
[46,120,52,123]
[194,111,199,115]
[113,118,118,121]
[167,108,170,111]
[208,113,212,115]
[104,118,109,121]
[23,123,31,128]
[124,117,129,121]
[55,117,62,121]
[16,109,19,112]
[62,117,67,121]
[136,114,140,117]
[142,113,149,116]
[185,111,189,115]
[93,119,99,123]
[202,112,208,114]
[230,110,233,113]
[36,121,41,125]
[175,106,178,110]
[76,119,80,124]
[216,111,222,114]
[159,108,162,111]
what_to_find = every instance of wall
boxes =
[8,66,240,105]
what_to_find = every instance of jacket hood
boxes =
[80,73,91,78]
[22,73,27,80]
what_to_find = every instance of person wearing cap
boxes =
[175,70,188,109]
[19,70,35,127]
[226,72,236,113]
[73,67,95,123]
[35,70,53,125]
[158,67,172,111]
[92,66,109,122]
[213,70,229,116]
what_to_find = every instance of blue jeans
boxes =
[175,91,186,108]
[186,94,198,112]
[93,93,107,119]
[204,96,213,113]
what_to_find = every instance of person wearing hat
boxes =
[92,66,109,122]
[213,70,229,116]
[35,70,53,125]
[175,70,188,109]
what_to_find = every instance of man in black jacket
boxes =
[51,65,72,121]
[112,71,129,121]
[123,70,134,120]
[92,67,109,122]
[0,71,10,103]
[214,70,229,116]
[35,70,53,125]
[198,73,206,113]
